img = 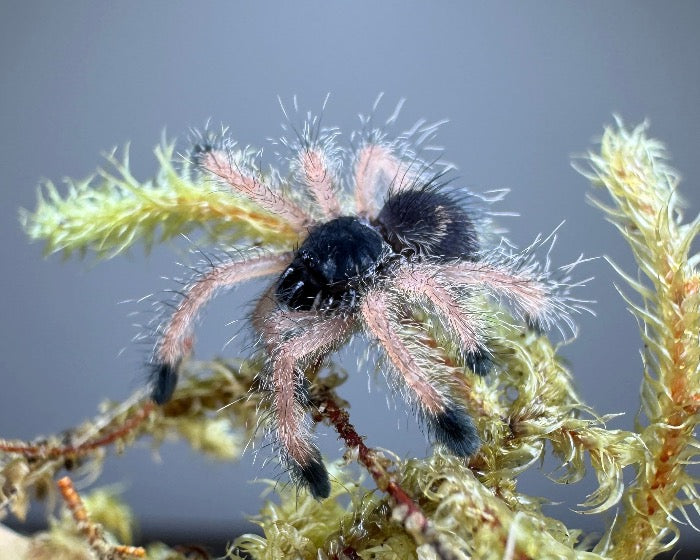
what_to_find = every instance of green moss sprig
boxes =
[20,143,297,258]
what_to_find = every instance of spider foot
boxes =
[465,347,493,376]
[149,361,179,405]
[431,404,480,457]
[291,447,331,499]
[525,314,546,335]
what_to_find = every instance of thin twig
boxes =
[0,402,155,459]
[58,476,145,559]
[314,387,462,560]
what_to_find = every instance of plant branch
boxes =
[313,386,467,560]
[57,476,145,559]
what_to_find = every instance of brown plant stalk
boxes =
[0,402,155,460]
[314,386,468,560]
[57,476,145,559]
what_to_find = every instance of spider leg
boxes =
[260,311,354,499]
[298,148,342,218]
[150,251,293,404]
[441,261,556,327]
[353,144,414,219]
[391,263,491,374]
[199,150,312,232]
[360,289,479,457]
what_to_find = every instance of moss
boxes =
[1,120,698,559]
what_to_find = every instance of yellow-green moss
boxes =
[2,121,698,559]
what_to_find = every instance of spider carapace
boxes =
[149,110,565,499]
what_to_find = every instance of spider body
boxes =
[149,107,573,499]
[276,216,386,311]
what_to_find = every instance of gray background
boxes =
[1,1,699,554]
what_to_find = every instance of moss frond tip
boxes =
[21,142,297,259]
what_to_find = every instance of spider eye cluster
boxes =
[276,216,385,311]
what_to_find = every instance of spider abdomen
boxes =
[276,216,385,310]
[375,188,479,260]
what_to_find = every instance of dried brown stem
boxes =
[58,476,145,559]
[0,402,155,460]
[314,387,461,560]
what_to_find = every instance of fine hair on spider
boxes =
[148,97,587,499]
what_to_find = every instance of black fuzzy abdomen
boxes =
[276,217,385,310]
[375,189,479,260]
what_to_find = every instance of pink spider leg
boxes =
[251,285,322,349]
[391,262,492,375]
[361,289,480,458]
[441,260,557,328]
[353,144,415,219]
[150,251,293,404]
[199,149,312,232]
[259,311,354,499]
[298,148,342,218]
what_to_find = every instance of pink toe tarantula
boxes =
[150,104,576,499]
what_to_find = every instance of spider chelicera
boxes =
[149,107,569,499]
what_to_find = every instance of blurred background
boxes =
[1,1,699,556]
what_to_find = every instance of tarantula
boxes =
[149,107,571,499]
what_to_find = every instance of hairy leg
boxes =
[260,311,354,499]
[150,252,293,404]
[360,289,480,457]
[353,144,415,219]
[391,263,492,374]
[441,260,556,327]
[298,148,342,219]
[199,149,312,232]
